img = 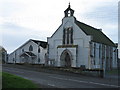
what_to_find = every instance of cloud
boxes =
[76,1,118,43]
[1,22,48,53]
[0,0,119,53]
[0,1,25,17]
[2,23,48,40]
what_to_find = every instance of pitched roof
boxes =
[75,20,116,47]
[32,40,47,48]
[20,51,36,57]
[0,46,6,52]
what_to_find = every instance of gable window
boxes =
[67,28,69,44]
[22,49,24,52]
[63,29,65,44]
[29,45,33,51]
[63,27,73,45]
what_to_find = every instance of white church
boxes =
[47,4,118,70]
[8,4,118,70]
[8,39,47,65]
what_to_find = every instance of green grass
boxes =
[0,72,2,76]
[2,72,38,88]
[106,69,119,74]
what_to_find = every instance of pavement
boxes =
[2,64,120,88]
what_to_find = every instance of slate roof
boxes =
[32,40,47,48]
[75,20,116,47]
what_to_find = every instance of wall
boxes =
[89,42,118,70]
[48,16,91,69]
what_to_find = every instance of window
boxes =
[22,49,24,52]
[13,58,14,61]
[29,45,33,51]
[38,58,40,62]
[102,45,105,58]
[63,27,73,45]
[90,42,93,57]
[67,28,69,44]
[114,49,117,64]
[70,28,73,44]
[94,43,96,65]
[63,29,65,44]
[99,45,101,58]
[45,53,47,58]
[38,48,40,53]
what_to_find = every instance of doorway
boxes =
[60,49,72,67]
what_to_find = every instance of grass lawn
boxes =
[0,72,1,76]
[2,72,38,88]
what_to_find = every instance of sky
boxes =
[0,0,119,54]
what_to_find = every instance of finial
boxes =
[68,2,71,8]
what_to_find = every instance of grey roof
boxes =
[75,20,116,47]
[32,40,47,48]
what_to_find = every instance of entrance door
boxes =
[24,56,29,64]
[65,52,71,67]
[60,49,72,67]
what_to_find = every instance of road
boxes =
[2,64,120,88]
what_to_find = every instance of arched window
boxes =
[22,49,24,52]
[29,45,33,51]
[63,27,73,45]
[38,48,40,53]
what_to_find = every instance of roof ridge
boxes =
[76,20,99,31]
[75,20,115,47]
[31,39,47,43]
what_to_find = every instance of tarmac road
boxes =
[2,64,120,88]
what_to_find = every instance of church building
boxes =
[47,4,118,70]
[8,39,47,65]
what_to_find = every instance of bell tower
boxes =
[64,3,74,17]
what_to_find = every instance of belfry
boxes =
[64,3,74,17]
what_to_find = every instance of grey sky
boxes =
[0,0,118,53]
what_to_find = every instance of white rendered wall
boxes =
[8,40,47,64]
[48,16,91,68]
